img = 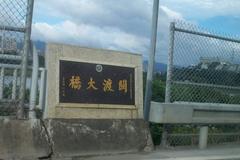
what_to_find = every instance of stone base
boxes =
[0,118,153,159]
[0,118,50,160]
[47,119,154,158]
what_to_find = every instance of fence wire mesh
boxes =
[160,21,240,147]
[0,0,29,115]
[168,21,240,104]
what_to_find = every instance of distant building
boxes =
[199,57,240,73]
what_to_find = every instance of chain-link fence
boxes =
[166,21,240,104]
[160,21,240,147]
[0,0,34,117]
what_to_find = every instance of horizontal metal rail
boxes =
[0,54,21,61]
[175,27,240,44]
[168,134,198,137]
[0,99,18,103]
[169,133,240,137]
[209,133,240,136]
[0,25,25,33]
[0,49,22,53]
[0,63,21,69]
[173,81,240,90]
[0,63,34,70]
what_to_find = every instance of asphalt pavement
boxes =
[69,144,240,160]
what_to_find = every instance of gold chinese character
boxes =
[87,77,98,90]
[103,79,114,92]
[119,80,128,93]
[69,76,81,90]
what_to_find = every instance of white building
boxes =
[199,57,240,73]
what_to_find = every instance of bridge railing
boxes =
[154,21,240,149]
[0,64,46,116]
[166,125,240,147]
[0,0,34,118]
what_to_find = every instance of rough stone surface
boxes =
[0,118,153,159]
[46,119,153,158]
[0,118,50,159]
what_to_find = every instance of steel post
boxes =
[199,126,209,149]
[1,27,4,54]
[144,0,159,121]
[29,45,38,119]
[161,22,175,147]
[165,22,175,103]
[38,68,46,111]
[0,67,4,99]
[12,69,18,100]
[18,0,34,118]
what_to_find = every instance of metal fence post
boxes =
[0,67,4,99]
[1,28,5,54]
[165,22,175,103]
[38,68,46,111]
[161,22,175,147]
[12,69,18,100]
[29,45,38,119]
[144,0,159,121]
[18,0,34,118]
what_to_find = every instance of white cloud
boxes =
[32,0,185,63]
[161,0,240,20]
[160,6,184,20]
[32,20,149,54]
[32,0,240,66]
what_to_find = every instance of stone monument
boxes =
[42,43,153,156]
[45,43,143,119]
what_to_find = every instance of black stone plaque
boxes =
[59,60,135,105]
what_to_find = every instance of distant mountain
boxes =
[143,61,167,73]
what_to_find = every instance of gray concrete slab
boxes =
[70,145,240,160]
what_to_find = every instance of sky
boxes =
[31,0,240,64]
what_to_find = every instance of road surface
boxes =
[54,144,240,160]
